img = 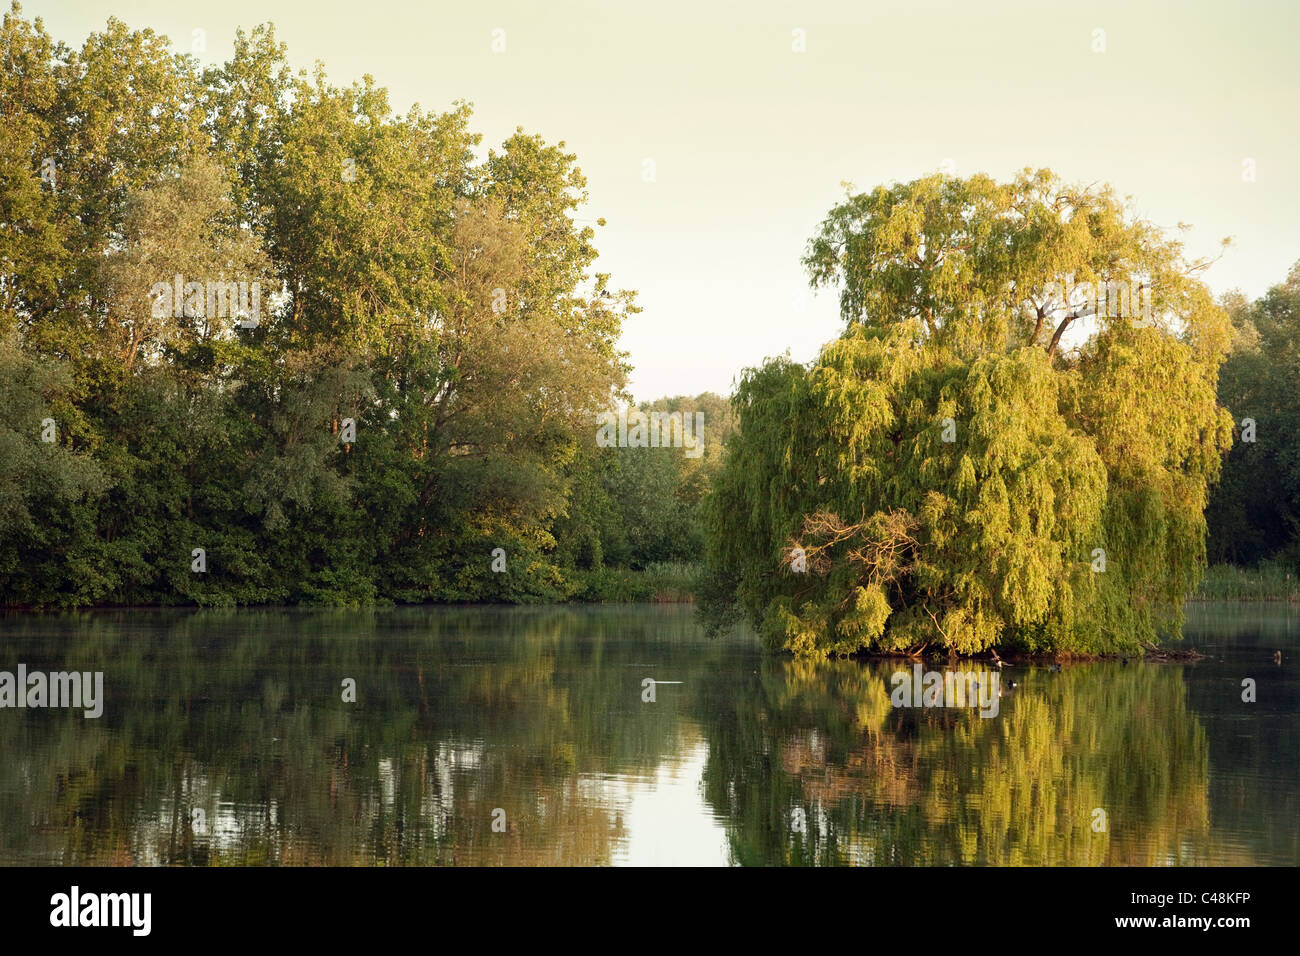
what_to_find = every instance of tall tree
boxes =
[703,170,1234,657]
[1206,262,1300,567]
[0,6,636,608]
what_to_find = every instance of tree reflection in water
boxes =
[0,605,1289,866]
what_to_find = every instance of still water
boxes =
[0,603,1295,866]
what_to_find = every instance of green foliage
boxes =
[703,169,1234,657]
[0,340,107,605]
[570,566,655,603]
[1194,563,1300,602]
[1205,263,1300,569]
[551,392,732,577]
[0,4,650,608]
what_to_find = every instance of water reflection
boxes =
[702,657,1211,865]
[0,604,1293,865]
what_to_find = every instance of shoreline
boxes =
[2,594,1294,612]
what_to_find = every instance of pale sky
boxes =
[27,0,1300,400]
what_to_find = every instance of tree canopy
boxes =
[702,169,1235,657]
[1205,262,1300,568]
[0,4,658,607]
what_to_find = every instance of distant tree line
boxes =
[1205,263,1300,570]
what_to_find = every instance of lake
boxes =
[0,603,1295,866]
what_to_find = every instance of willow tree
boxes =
[701,169,1234,657]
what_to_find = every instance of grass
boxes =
[1192,563,1300,602]
[570,561,700,603]
[637,561,700,602]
